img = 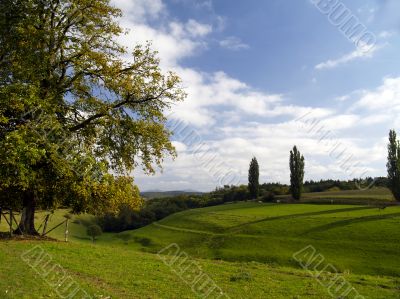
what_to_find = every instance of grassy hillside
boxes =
[129,202,400,277]
[1,190,400,298]
[1,241,399,298]
[273,187,395,204]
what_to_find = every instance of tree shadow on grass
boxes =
[303,212,400,235]
[226,206,376,233]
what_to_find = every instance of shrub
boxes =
[134,237,152,247]
[87,225,102,243]
[261,192,275,202]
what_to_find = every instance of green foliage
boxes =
[289,146,305,200]
[387,130,400,201]
[67,175,144,215]
[98,186,252,233]
[261,192,275,202]
[0,0,184,221]
[259,183,290,196]
[98,194,213,232]
[248,157,260,199]
[213,185,250,202]
[86,224,102,243]
[141,190,203,199]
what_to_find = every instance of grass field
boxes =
[277,187,395,204]
[2,241,399,299]
[1,188,400,298]
[131,202,400,276]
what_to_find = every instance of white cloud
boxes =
[335,95,351,102]
[351,77,400,113]
[117,17,209,69]
[315,44,384,70]
[186,20,213,37]
[113,0,318,127]
[112,0,165,22]
[169,20,212,38]
[318,114,360,131]
[111,0,389,191]
[219,36,249,51]
[358,114,388,126]
[170,69,334,127]
[379,31,395,39]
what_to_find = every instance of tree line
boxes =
[248,130,400,202]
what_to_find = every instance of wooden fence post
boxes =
[42,214,50,236]
[65,219,69,242]
[11,213,23,236]
[9,209,13,237]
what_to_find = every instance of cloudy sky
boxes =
[111,0,400,192]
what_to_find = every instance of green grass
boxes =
[0,241,399,298]
[129,202,400,277]
[278,187,395,204]
[1,188,400,298]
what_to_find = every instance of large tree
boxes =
[387,130,400,201]
[248,157,259,199]
[289,146,305,201]
[0,0,185,234]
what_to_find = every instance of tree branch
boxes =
[68,94,163,132]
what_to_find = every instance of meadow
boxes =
[0,188,399,298]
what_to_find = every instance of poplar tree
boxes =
[248,157,260,199]
[387,130,400,201]
[290,146,305,200]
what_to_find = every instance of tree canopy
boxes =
[0,0,185,234]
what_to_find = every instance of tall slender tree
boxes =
[289,146,305,200]
[387,130,400,201]
[248,157,260,199]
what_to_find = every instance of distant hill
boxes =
[140,190,204,199]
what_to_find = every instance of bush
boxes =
[261,192,275,202]
[87,224,102,243]
[134,237,152,247]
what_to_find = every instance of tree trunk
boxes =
[14,191,39,235]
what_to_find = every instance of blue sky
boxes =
[112,0,400,191]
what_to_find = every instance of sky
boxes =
[111,0,400,192]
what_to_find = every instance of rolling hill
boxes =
[1,189,399,298]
